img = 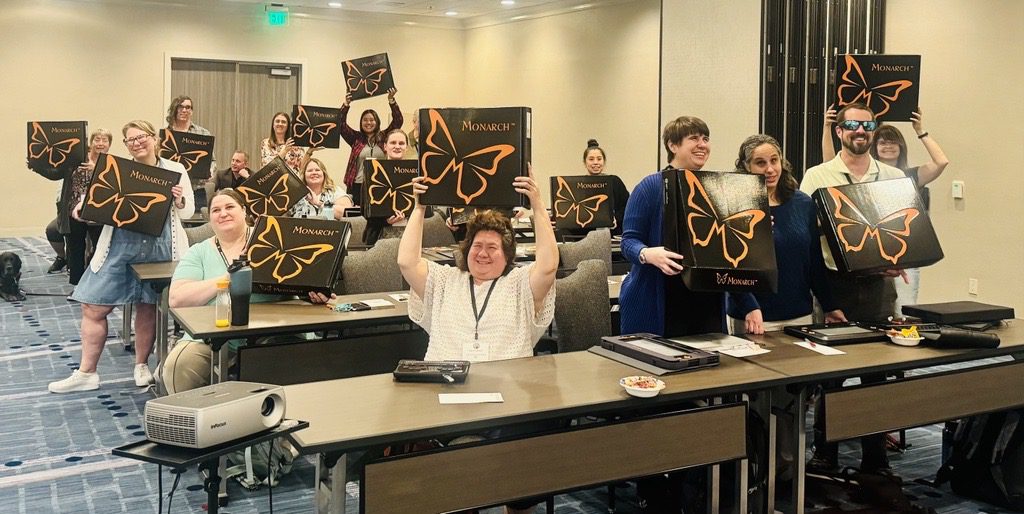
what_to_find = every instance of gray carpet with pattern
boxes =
[0,236,1011,513]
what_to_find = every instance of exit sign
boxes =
[267,9,288,26]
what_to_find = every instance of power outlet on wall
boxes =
[968,278,979,296]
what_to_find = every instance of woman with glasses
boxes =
[48,120,194,394]
[166,96,216,201]
[821,105,949,310]
[339,87,402,206]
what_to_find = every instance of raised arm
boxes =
[397,177,430,297]
[338,94,358,145]
[518,166,558,310]
[821,104,837,163]
[383,88,404,133]
[909,109,949,186]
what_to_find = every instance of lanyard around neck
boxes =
[469,276,500,341]
[844,159,881,185]
[215,227,250,268]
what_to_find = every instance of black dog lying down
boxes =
[0,251,26,302]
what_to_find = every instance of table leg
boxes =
[211,344,231,502]
[773,386,807,514]
[122,303,134,352]
[316,452,347,514]
[155,286,169,396]
[200,458,223,514]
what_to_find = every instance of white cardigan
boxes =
[89,158,194,272]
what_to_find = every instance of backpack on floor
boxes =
[935,409,1024,511]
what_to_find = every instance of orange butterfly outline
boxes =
[366,160,416,216]
[292,106,337,148]
[237,173,295,217]
[28,122,81,169]
[344,60,388,97]
[86,156,169,228]
[836,55,914,118]
[552,176,609,228]
[159,130,209,174]
[419,109,516,205]
[247,216,335,283]
[826,187,919,265]
[684,170,767,268]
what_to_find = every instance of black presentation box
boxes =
[246,216,350,295]
[550,175,614,231]
[662,169,777,293]
[237,156,307,217]
[362,159,418,218]
[291,105,341,148]
[833,54,920,122]
[418,107,530,208]
[158,129,215,181]
[342,53,396,101]
[26,121,87,172]
[813,177,943,274]
[80,153,180,236]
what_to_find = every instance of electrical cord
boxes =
[266,440,275,514]
[166,468,181,512]
[158,465,163,514]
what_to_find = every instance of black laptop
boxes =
[902,301,1015,325]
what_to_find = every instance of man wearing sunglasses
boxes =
[798,102,906,475]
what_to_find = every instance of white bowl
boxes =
[619,376,666,398]
[889,335,924,347]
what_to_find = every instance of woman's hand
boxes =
[77,160,96,174]
[307,291,334,304]
[306,190,322,207]
[410,176,428,204]
[72,199,84,221]
[171,185,185,209]
[343,93,352,108]
[513,171,541,207]
[745,309,765,335]
[277,138,295,158]
[911,108,925,136]
[387,211,406,225]
[823,104,837,129]
[824,309,847,323]
[644,246,685,276]
[387,87,397,103]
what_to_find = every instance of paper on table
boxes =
[719,345,771,358]
[439,393,504,404]
[361,298,394,309]
[794,340,846,355]
[388,293,410,303]
[670,333,754,352]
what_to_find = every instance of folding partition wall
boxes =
[760,0,886,179]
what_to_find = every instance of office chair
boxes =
[558,228,612,274]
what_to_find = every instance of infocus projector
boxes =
[144,381,286,449]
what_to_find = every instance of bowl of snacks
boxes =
[887,326,924,347]
[619,376,666,398]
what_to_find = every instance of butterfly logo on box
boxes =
[826,187,918,265]
[28,122,81,169]
[293,106,337,148]
[684,170,766,268]
[159,130,210,175]
[87,157,169,227]
[247,217,335,283]
[837,55,914,118]
[553,176,608,228]
[420,109,515,204]
[344,61,387,97]
[367,160,416,216]
[238,168,296,217]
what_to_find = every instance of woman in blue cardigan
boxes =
[619,115,724,337]
[726,134,846,334]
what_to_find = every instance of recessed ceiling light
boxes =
[404,21,416,25]
[327,1,342,7]
[445,10,458,16]
[501,0,516,5]
[510,14,528,20]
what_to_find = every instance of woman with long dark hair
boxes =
[338,88,402,205]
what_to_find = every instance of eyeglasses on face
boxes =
[123,134,152,146]
[178,104,194,111]
[838,120,879,132]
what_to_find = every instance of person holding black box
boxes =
[338,87,402,205]
[289,155,353,220]
[211,150,251,191]
[165,95,215,206]
[48,120,193,393]
[363,128,428,245]
[581,139,630,235]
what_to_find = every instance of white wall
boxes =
[886,0,1024,310]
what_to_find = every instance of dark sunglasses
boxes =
[838,120,879,132]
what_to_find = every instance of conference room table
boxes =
[280,319,1023,514]
[130,261,179,395]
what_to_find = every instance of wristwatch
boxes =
[638,247,648,264]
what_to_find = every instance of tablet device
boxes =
[783,322,887,345]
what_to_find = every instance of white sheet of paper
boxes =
[670,334,754,353]
[794,340,846,355]
[720,345,771,358]
[388,293,410,303]
[361,298,394,309]
[439,393,504,404]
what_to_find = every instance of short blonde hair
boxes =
[122,119,157,138]
[89,128,113,147]
[304,157,336,191]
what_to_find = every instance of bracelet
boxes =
[917,132,929,139]
[638,247,648,265]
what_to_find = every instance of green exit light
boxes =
[267,10,288,26]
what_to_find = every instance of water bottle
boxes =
[214,279,230,327]
[228,258,252,326]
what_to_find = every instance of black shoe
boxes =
[47,257,67,274]
[806,455,840,475]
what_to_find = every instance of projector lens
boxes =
[262,397,275,417]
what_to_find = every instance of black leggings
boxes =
[66,220,102,285]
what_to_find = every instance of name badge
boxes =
[462,340,489,362]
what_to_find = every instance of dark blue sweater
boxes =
[727,191,837,321]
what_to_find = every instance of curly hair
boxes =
[734,134,798,204]
[458,210,516,274]
[165,95,193,127]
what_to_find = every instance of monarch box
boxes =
[80,153,180,237]
[550,175,614,231]
[291,105,341,148]
[418,107,530,208]
[246,216,351,295]
[341,53,396,101]
[237,156,307,217]
[158,129,215,181]
[832,54,921,122]
[662,169,777,293]
[362,159,418,218]
[812,177,942,274]
[26,121,87,172]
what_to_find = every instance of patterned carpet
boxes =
[0,236,1010,513]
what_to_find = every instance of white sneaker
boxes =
[134,363,155,387]
[49,370,100,393]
